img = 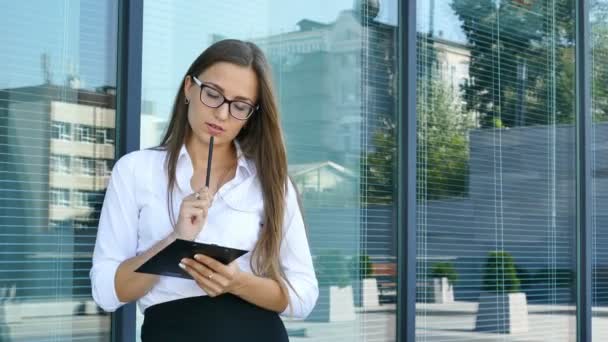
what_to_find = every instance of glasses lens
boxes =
[230,102,253,119]
[200,86,224,107]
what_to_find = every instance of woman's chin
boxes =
[197,132,229,145]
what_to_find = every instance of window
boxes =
[51,122,72,140]
[96,128,106,144]
[83,158,96,176]
[50,155,70,174]
[417,1,576,340]
[74,124,95,143]
[72,191,89,208]
[96,160,111,176]
[73,157,95,176]
[0,2,118,340]
[50,189,70,207]
[139,1,399,340]
[96,128,114,144]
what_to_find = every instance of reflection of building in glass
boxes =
[433,37,470,98]
[289,160,357,206]
[0,83,115,299]
[48,91,115,225]
[254,6,402,301]
[255,11,364,168]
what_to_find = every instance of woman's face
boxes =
[184,61,258,147]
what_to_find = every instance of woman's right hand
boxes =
[174,187,213,241]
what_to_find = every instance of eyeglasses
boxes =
[191,76,258,120]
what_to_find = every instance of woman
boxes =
[90,39,318,341]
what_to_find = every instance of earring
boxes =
[185,98,190,104]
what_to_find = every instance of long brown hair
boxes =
[159,39,290,295]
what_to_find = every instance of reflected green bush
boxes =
[481,251,521,293]
[430,262,458,285]
[314,250,350,288]
[349,254,373,280]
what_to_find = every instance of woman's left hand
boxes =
[179,254,244,297]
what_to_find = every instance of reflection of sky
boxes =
[376,0,398,26]
[417,0,466,43]
[0,1,117,90]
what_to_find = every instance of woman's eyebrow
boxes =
[204,81,255,103]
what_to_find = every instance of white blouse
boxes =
[89,143,319,319]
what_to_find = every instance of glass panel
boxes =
[140,0,399,341]
[416,0,577,340]
[0,1,118,340]
[592,1,608,340]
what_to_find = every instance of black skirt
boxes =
[141,294,289,342]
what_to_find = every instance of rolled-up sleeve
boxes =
[89,154,139,312]
[279,180,319,319]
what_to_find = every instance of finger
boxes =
[195,186,210,196]
[188,258,229,287]
[184,204,209,217]
[190,199,212,210]
[180,264,220,295]
[181,258,213,277]
[191,211,207,226]
[183,193,198,201]
[183,195,210,206]
[197,188,214,203]
[193,268,228,288]
[211,274,230,288]
[204,190,213,202]
[195,254,228,276]
[180,207,204,219]
[180,260,222,287]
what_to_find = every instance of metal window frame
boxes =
[576,0,592,341]
[112,0,143,341]
[397,0,416,341]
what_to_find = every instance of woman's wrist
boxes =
[166,231,180,242]
[228,270,249,296]
[171,230,195,241]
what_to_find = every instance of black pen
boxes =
[205,136,214,187]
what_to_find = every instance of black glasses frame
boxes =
[191,76,258,120]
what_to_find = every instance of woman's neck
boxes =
[185,137,236,171]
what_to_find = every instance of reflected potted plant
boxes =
[475,251,529,334]
[306,250,356,322]
[350,254,380,308]
[430,262,457,304]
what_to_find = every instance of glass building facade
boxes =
[0,0,605,341]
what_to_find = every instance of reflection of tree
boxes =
[363,79,475,204]
[362,118,396,205]
[418,80,476,200]
[451,0,576,127]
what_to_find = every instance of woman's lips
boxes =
[205,122,224,135]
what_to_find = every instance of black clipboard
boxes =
[135,239,249,279]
